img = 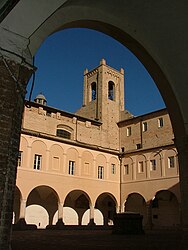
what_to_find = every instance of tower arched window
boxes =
[56,125,73,140]
[108,81,115,100]
[91,82,97,101]
[56,129,71,139]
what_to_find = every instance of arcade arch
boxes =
[64,190,91,225]
[95,193,117,225]
[26,185,59,228]
[151,190,180,229]
[124,193,147,226]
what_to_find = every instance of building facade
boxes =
[14,60,180,229]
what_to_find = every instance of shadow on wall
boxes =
[124,182,180,230]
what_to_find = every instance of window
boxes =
[34,154,42,170]
[111,164,116,174]
[18,151,22,167]
[108,81,115,100]
[121,147,125,153]
[142,122,148,132]
[168,156,175,168]
[158,117,164,128]
[136,143,142,149]
[57,129,71,139]
[138,161,144,173]
[127,127,131,136]
[91,82,97,101]
[68,161,75,175]
[98,166,104,179]
[124,164,129,175]
[150,159,156,171]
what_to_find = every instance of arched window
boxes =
[56,129,71,139]
[108,81,115,100]
[91,82,97,101]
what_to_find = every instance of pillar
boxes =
[19,199,27,220]
[88,205,96,226]
[0,55,33,249]
[175,135,188,249]
[145,201,153,230]
[56,202,64,227]
[16,199,27,228]
[175,136,188,228]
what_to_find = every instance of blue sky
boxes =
[26,28,165,116]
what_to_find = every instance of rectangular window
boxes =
[150,159,156,171]
[138,161,144,173]
[158,117,164,128]
[142,122,148,132]
[124,164,129,175]
[34,154,42,170]
[111,164,116,174]
[126,127,131,136]
[18,151,22,167]
[168,156,175,168]
[98,166,104,179]
[69,160,75,175]
[57,129,71,139]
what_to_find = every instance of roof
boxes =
[34,93,46,101]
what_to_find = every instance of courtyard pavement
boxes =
[11,229,186,250]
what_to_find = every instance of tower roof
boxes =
[34,93,46,101]
[34,93,47,106]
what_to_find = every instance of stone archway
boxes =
[95,193,117,226]
[26,185,59,228]
[125,193,147,226]
[0,1,188,249]
[152,190,180,229]
[64,190,91,225]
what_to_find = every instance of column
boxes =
[119,203,124,213]
[88,205,96,226]
[56,202,64,227]
[0,53,33,249]
[19,199,27,220]
[145,201,153,230]
[175,135,188,249]
[175,136,188,228]
[16,199,27,227]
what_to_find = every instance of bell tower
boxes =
[76,59,125,150]
[77,59,125,122]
